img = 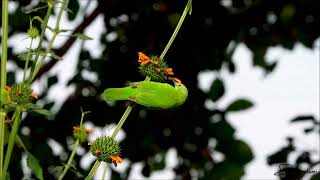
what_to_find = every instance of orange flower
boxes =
[138,52,151,65]
[110,155,123,167]
[156,68,162,72]
[95,148,101,154]
[86,128,94,133]
[88,141,93,145]
[165,68,174,75]
[31,90,38,99]
[73,126,81,131]
[5,86,11,91]
[152,61,159,65]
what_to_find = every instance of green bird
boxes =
[103,80,188,109]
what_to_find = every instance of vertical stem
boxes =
[23,39,34,82]
[29,0,68,82]
[159,0,192,60]
[28,4,53,82]
[3,109,22,176]
[102,163,108,180]
[85,160,101,180]
[111,106,132,139]
[58,140,80,180]
[0,0,9,177]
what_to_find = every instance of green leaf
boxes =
[32,16,43,24]
[32,108,54,117]
[17,52,29,60]
[50,51,63,60]
[27,152,44,180]
[26,103,54,117]
[25,6,48,14]
[208,78,225,102]
[225,99,254,112]
[73,32,93,41]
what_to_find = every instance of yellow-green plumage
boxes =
[103,81,188,109]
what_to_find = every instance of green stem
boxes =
[58,140,80,180]
[28,4,53,82]
[28,0,68,82]
[85,160,101,180]
[0,111,5,179]
[23,39,34,82]
[102,163,108,180]
[0,0,9,177]
[3,109,22,176]
[111,105,132,139]
[95,105,132,179]
[159,0,192,60]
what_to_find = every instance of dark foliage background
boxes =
[2,0,319,179]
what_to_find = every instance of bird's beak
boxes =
[169,77,182,85]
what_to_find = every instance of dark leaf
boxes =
[27,152,44,180]
[225,99,254,112]
[47,75,58,87]
[291,116,315,123]
[208,78,225,102]
[67,0,80,20]
[304,127,314,134]
[311,173,320,180]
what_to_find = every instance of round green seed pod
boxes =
[9,83,33,106]
[27,27,39,39]
[90,136,121,163]
[139,56,168,82]
[73,127,88,143]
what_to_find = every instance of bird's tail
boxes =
[103,87,137,101]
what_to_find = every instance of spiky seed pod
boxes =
[27,26,39,39]
[9,83,34,106]
[139,56,170,82]
[73,126,90,143]
[90,136,121,163]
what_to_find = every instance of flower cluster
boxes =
[138,52,177,82]
[89,136,122,167]
[6,83,37,106]
[72,126,93,143]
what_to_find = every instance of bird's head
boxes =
[170,77,188,101]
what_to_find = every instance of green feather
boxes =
[103,81,188,109]
[103,87,138,101]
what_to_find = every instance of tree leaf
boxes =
[27,152,44,180]
[67,0,80,20]
[48,75,58,87]
[73,32,93,41]
[226,99,254,112]
[208,78,225,102]
[291,115,315,123]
